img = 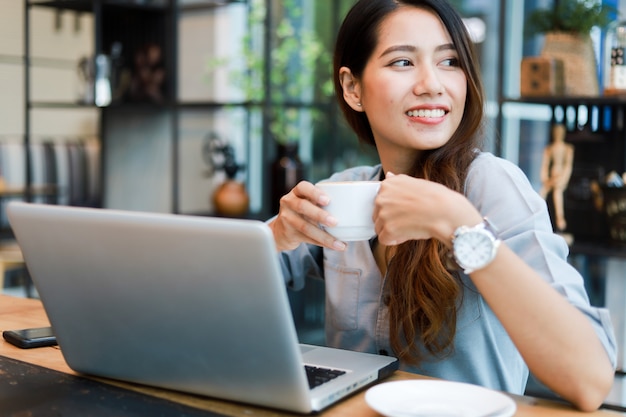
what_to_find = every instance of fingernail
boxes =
[332,241,347,251]
[325,215,338,226]
[319,195,330,205]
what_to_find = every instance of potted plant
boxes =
[526,0,614,36]
[207,0,334,213]
[525,0,617,96]
[207,0,333,142]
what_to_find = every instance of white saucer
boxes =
[365,380,516,417]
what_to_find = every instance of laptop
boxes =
[6,202,398,413]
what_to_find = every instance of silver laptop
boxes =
[7,202,398,413]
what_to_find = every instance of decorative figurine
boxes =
[129,43,165,103]
[539,123,574,232]
[204,134,249,217]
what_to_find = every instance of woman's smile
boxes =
[405,106,449,124]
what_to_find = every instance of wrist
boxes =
[268,219,288,252]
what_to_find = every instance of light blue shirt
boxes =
[278,152,616,394]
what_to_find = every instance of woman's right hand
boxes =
[268,181,347,252]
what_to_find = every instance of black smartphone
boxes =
[2,326,57,349]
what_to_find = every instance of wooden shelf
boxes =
[0,185,58,199]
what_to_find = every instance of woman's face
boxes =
[350,7,467,169]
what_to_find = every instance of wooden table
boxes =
[0,295,623,416]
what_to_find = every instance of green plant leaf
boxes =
[525,0,617,36]
[205,0,334,144]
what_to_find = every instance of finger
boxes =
[292,181,331,207]
[282,209,346,251]
[304,225,347,251]
[284,193,337,229]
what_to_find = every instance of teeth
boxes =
[406,109,446,118]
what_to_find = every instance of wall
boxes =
[0,1,97,138]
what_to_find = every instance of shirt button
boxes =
[379,349,389,356]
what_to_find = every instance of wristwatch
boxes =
[451,217,501,274]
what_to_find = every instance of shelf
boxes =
[507,95,626,106]
[569,240,626,259]
[29,0,244,12]
[176,100,334,110]
[28,101,99,109]
[0,55,23,65]
[102,103,175,113]
[177,100,254,109]
[28,0,169,12]
[0,185,58,199]
[28,101,181,112]
[28,0,94,12]
[181,0,246,11]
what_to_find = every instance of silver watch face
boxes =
[453,229,496,271]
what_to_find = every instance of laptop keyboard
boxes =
[305,365,346,389]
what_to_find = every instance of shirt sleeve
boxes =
[465,153,617,368]
[279,243,324,291]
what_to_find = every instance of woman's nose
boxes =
[414,64,444,96]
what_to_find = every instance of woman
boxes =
[268,0,616,411]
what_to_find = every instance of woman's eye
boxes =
[441,57,460,67]
[391,59,412,67]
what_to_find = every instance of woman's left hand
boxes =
[373,173,481,247]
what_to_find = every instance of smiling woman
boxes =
[338,7,468,166]
[268,0,616,412]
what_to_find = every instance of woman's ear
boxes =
[339,67,364,112]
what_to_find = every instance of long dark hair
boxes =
[333,0,485,365]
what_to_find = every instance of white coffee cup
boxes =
[316,181,381,241]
